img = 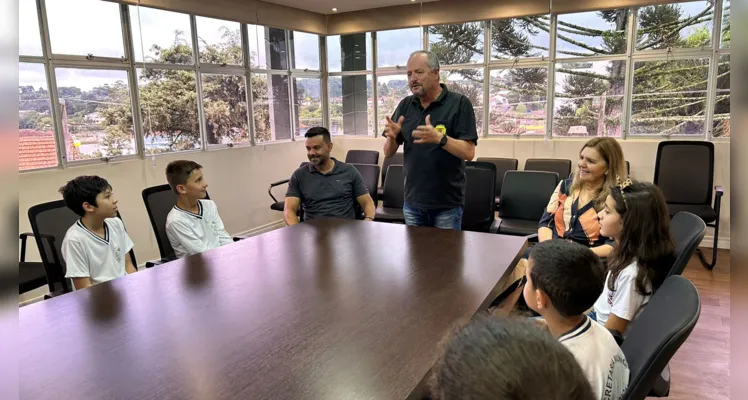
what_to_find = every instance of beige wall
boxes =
[331,136,731,248]
[19,142,308,265]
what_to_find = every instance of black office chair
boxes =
[269,162,310,216]
[619,275,701,400]
[26,200,139,296]
[462,162,497,232]
[476,157,518,210]
[350,163,381,205]
[524,158,572,181]
[378,152,404,198]
[653,141,723,270]
[142,184,179,268]
[19,234,50,295]
[375,165,405,223]
[492,170,559,236]
[345,149,379,165]
[668,211,707,277]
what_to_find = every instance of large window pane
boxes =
[491,17,550,59]
[46,0,124,58]
[429,23,484,64]
[556,10,628,58]
[252,73,292,142]
[202,74,248,145]
[490,68,547,135]
[327,33,372,72]
[553,60,625,137]
[290,31,320,70]
[630,59,709,136]
[636,1,714,51]
[444,69,484,132]
[55,68,135,160]
[197,17,242,65]
[137,68,200,154]
[293,78,322,136]
[19,63,57,171]
[248,25,287,70]
[713,54,730,138]
[329,75,373,136]
[721,0,730,48]
[377,74,408,136]
[19,0,43,56]
[377,28,422,68]
[129,6,193,64]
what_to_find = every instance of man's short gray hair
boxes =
[409,50,440,70]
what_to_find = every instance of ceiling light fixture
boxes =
[332,8,338,12]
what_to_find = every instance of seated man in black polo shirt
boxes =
[283,127,376,226]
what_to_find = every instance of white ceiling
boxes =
[262,0,440,15]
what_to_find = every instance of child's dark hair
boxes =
[429,315,596,400]
[529,240,606,317]
[608,180,675,295]
[58,176,112,216]
[304,126,331,143]
[166,160,203,194]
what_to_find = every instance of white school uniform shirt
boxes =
[560,316,630,400]
[62,217,134,285]
[593,261,651,327]
[165,199,233,259]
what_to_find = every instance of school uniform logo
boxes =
[435,124,447,135]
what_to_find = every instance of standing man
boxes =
[382,50,478,230]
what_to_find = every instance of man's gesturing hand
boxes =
[413,115,442,145]
[384,115,405,140]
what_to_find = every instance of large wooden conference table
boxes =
[20,218,527,400]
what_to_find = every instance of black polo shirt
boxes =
[285,158,369,221]
[388,83,478,210]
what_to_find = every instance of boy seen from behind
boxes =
[165,160,233,258]
[523,240,629,400]
[60,176,136,290]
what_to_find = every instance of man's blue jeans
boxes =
[403,202,463,231]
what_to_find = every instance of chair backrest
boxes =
[382,165,405,208]
[350,163,381,204]
[345,150,380,166]
[142,184,178,260]
[668,211,707,276]
[476,157,518,197]
[621,275,701,400]
[524,158,572,181]
[462,162,497,232]
[27,200,80,292]
[654,141,714,206]
[499,170,559,221]
[381,152,404,186]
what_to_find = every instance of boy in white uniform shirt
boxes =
[165,160,233,258]
[523,240,629,400]
[59,176,137,290]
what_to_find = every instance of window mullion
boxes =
[37,0,66,168]
[622,8,637,141]
[190,15,208,151]
[545,14,557,139]
[121,4,145,159]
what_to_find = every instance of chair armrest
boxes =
[489,219,501,234]
[525,233,539,243]
[20,232,34,239]
[713,185,724,215]
[145,257,175,268]
[19,232,34,262]
[268,179,291,203]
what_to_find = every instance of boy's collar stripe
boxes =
[558,316,592,342]
[76,219,109,245]
[174,200,203,219]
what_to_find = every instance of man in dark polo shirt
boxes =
[283,127,376,226]
[382,50,478,230]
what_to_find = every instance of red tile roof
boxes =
[19,129,58,171]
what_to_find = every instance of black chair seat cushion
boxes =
[667,204,716,223]
[375,207,405,222]
[498,219,538,236]
[270,201,284,212]
[19,262,48,294]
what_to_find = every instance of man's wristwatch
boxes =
[439,134,448,147]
